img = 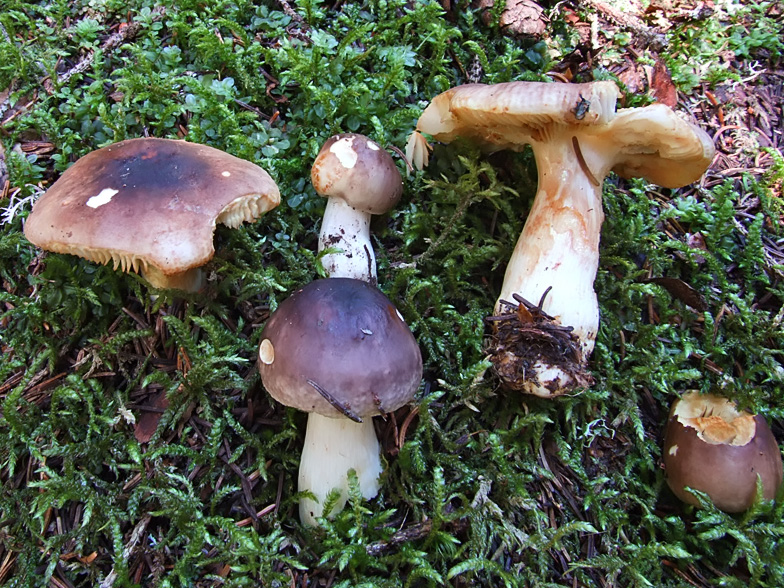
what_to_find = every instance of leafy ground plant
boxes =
[1,0,783,586]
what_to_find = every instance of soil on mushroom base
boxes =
[486,291,594,395]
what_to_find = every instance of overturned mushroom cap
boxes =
[663,391,783,512]
[407,80,714,185]
[412,81,620,145]
[406,81,620,168]
[408,81,715,397]
[258,278,422,420]
[24,138,280,289]
[607,104,716,188]
[311,133,403,214]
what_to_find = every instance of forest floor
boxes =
[1,0,783,586]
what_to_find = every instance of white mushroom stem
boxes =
[494,129,620,396]
[498,131,613,351]
[142,265,205,292]
[298,412,382,526]
[318,197,376,282]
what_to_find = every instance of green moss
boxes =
[1,0,783,585]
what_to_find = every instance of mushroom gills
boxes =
[216,193,277,229]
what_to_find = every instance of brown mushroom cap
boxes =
[24,137,280,282]
[663,391,783,512]
[258,278,422,420]
[310,133,403,214]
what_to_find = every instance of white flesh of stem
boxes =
[142,265,204,292]
[496,129,615,394]
[298,412,382,526]
[318,197,376,281]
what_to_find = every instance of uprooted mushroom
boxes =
[407,81,715,397]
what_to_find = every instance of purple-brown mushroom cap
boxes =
[258,278,422,420]
[663,391,783,512]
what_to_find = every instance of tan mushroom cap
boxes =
[607,104,717,188]
[24,137,280,288]
[311,133,403,215]
[414,81,621,147]
[408,80,715,186]
[663,391,783,512]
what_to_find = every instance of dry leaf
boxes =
[644,277,707,311]
[650,59,677,107]
[133,389,170,443]
[474,0,547,36]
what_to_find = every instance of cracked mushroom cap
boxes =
[24,137,280,288]
[605,104,716,188]
[663,391,783,512]
[258,278,422,421]
[311,133,403,214]
[407,81,715,185]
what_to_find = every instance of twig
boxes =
[583,0,667,50]
[276,0,306,25]
[44,10,165,93]
[365,520,433,556]
[99,514,152,588]
[572,136,600,187]
[307,379,362,423]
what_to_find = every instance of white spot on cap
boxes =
[668,444,678,456]
[330,136,358,168]
[259,339,275,365]
[367,140,380,151]
[86,188,119,209]
[222,171,231,177]
[396,308,405,322]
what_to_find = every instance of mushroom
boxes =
[311,133,403,283]
[258,278,422,525]
[407,81,715,397]
[663,391,783,512]
[24,137,280,292]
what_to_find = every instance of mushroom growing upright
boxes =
[24,138,280,292]
[311,133,403,283]
[663,391,783,512]
[407,81,715,397]
[259,133,419,525]
[258,278,422,525]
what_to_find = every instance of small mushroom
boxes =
[311,133,403,283]
[663,391,783,512]
[24,138,280,291]
[407,81,715,397]
[258,278,422,525]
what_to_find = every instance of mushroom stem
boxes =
[298,412,382,526]
[492,130,614,396]
[318,197,376,282]
[142,265,205,292]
